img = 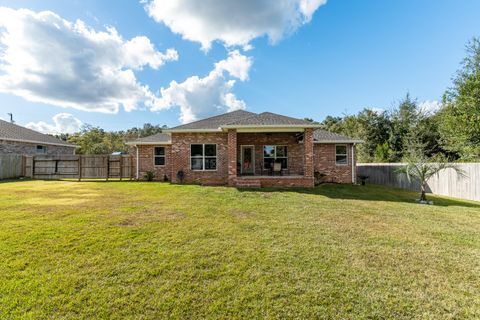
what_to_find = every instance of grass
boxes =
[0,180,479,319]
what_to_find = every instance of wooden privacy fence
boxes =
[23,155,135,181]
[0,154,24,180]
[357,163,480,202]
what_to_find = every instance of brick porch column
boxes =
[304,128,314,179]
[227,129,237,186]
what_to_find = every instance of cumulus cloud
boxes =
[418,100,442,114]
[26,113,82,134]
[0,7,178,113]
[145,0,327,50]
[153,51,252,123]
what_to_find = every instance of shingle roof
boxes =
[225,112,313,126]
[0,119,76,147]
[170,110,256,130]
[126,133,171,145]
[313,129,362,143]
[168,110,315,131]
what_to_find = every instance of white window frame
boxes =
[36,145,47,154]
[335,144,348,166]
[190,144,217,171]
[263,145,288,169]
[153,146,166,167]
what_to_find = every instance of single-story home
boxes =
[127,110,362,188]
[0,119,76,155]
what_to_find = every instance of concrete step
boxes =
[236,179,261,188]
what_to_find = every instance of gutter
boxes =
[135,145,139,180]
[0,137,78,148]
[351,143,356,184]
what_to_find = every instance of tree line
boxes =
[315,38,480,163]
[60,38,479,161]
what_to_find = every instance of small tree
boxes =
[396,141,465,202]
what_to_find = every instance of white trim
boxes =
[0,137,77,148]
[222,124,322,129]
[163,128,222,133]
[153,146,166,167]
[314,140,363,144]
[126,141,171,146]
[190,143,218,171]
[351,144,356,184]
[240,145,255,175]
[135,145,139,180]
[335,144,349,166]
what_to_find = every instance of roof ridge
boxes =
[0,119,75,146]
[170,110,257,129]
[224,112,260,125]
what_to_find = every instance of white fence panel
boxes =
[357,163,480,202]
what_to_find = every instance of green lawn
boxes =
[0,181,479,319]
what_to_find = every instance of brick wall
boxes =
[135,145,172,181]
[170,132,229,185]
[236,132,305,175]
[0,140,75,155]
[313,143,355,183]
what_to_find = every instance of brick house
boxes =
[127,111,362,188]
[0,119,76,155]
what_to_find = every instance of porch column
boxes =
[304,128,314,179]
[227,129,237,186]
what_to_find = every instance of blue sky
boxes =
[0,0,479,133]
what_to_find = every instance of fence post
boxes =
[119,156,123,181]
[78,155,82,181]
[105,155,109,181]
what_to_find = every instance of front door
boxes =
[241,146,255,175]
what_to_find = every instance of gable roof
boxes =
[223,112,314,127]
[0,119,76,147]
[129,110,362,145]
[168,110,256,131]
[166,110,320,132]
[125,133,171,145]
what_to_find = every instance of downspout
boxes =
[135,145,139,180]
[351,143,356,184]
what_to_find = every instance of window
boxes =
[190,144,217,171]
[263,145,288,169]
[335,145,348,165]
[154,147,166,166]
[36,145,47,154]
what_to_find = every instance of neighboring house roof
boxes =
[125,133,171,145]
[0,119,76,147]
[313,129,363,144]
[128,110,362,145]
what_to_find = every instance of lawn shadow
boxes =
[237,183,480,209]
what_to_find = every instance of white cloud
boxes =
[0,7,178,113]
[419,100,442,114]
[145,0,327,50]
[367,107,385,114]
[26,113,82,134]
[153,51,252,123]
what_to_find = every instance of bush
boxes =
[314,171,327,186]
[144,171,155,181]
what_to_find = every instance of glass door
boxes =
[241,146,255,175]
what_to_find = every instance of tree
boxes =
[440,38,480,160]
[395,140,465,202]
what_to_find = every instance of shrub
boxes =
[144,171,155,181]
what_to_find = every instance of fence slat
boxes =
[357,163,480,202]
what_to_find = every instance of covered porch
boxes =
[227,128,315,188]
